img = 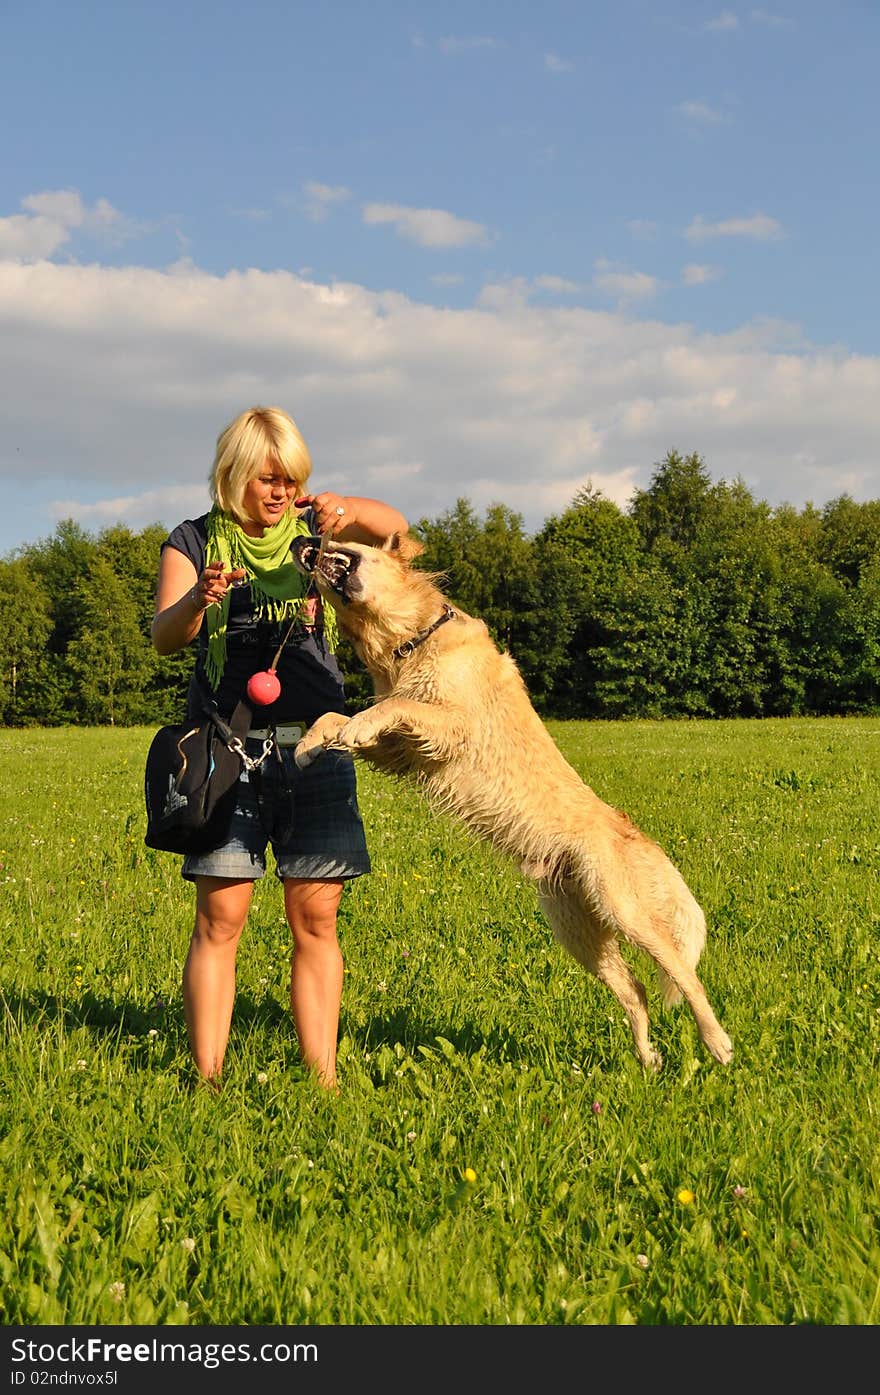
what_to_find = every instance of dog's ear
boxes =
[381,532,425,563]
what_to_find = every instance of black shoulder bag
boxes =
[144,698,252,854]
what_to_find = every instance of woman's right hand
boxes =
[152,550,246,655]
[193,563,247,608]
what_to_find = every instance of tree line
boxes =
[2,450,879,727]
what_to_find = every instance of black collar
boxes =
[392,605,456,660]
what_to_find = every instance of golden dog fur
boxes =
[293,532,732,1070]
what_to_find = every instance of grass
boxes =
[0,716,878,1326]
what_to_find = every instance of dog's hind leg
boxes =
[613,913,733,1065]
[538,888,661,1070]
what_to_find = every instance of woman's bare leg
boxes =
[284,878,344,1089]
[183,877,253,1081]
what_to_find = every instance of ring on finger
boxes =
[335,505,345,516]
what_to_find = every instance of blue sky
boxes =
[2,0,878,556]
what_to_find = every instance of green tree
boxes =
[764,508,851,715]
[850,554,880,710]
[0,560,56,725]
[818,495,880,588]
[20,520,99,721]
[66,555,157,724]
[535,485,675,717]
[98,523,192,722]
[675,479,776,716]
[414,499,549,695]
[5,467,880,726]
[629,449,714,554]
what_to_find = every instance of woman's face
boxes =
[240,465,298,534]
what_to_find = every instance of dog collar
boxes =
[392,605,456,660]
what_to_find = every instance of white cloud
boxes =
[0,213,71,260]
[23,190,88,224]
[365,460,424,483]
[750,9,795,29]
[438,36,500,54]
[303,181,352,222]
[0,189,138,261]
[476,277,532,311]
[705,10,739,31]
[0,257,878,553]
[544,52,574,72]
[682,263,722,286]
[626,219,659,241]
[685,212,784,242]
[534,275,581,295]
[26,189,132,241]
[677,99,727,125]
[362,202,491,249]
[50,484,210,534]
[593,259,660,305]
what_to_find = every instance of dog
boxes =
[291,532,733,1071]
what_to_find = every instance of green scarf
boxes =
[204,505,338,687]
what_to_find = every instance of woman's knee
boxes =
[288,906,340,948]
[285,879,343,945]
[191,913,246,949]
[192,878,252,947]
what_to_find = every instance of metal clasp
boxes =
[228,734,274,772]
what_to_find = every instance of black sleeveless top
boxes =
[162,513,347,725]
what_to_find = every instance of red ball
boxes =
[247,670,281,705]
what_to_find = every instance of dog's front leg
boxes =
[294,712,349,768]
[335,699,465,757]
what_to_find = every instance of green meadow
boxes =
[1,716,878,1326]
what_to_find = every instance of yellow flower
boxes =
[676,1188,695,1205]
[463,1167,477,1184]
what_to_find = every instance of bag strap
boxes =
[203,696,252,746]
[199,696,270,771]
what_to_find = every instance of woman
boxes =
[152,405,408,1089]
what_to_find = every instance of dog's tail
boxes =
[657,886,707,1007]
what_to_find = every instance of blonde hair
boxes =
[210,406,313,524]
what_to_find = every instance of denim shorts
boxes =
[182,736,371,883]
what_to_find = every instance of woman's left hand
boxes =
[296,492,354,536]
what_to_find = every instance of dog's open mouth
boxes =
[291,535,358,599]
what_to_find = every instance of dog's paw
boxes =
[707,1030,733,1065]
[294,739,324,770]
[294,712,349,768]
[634,1042,663,1072]
[340,713,380,750]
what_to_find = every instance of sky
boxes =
[2,0,879,558]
